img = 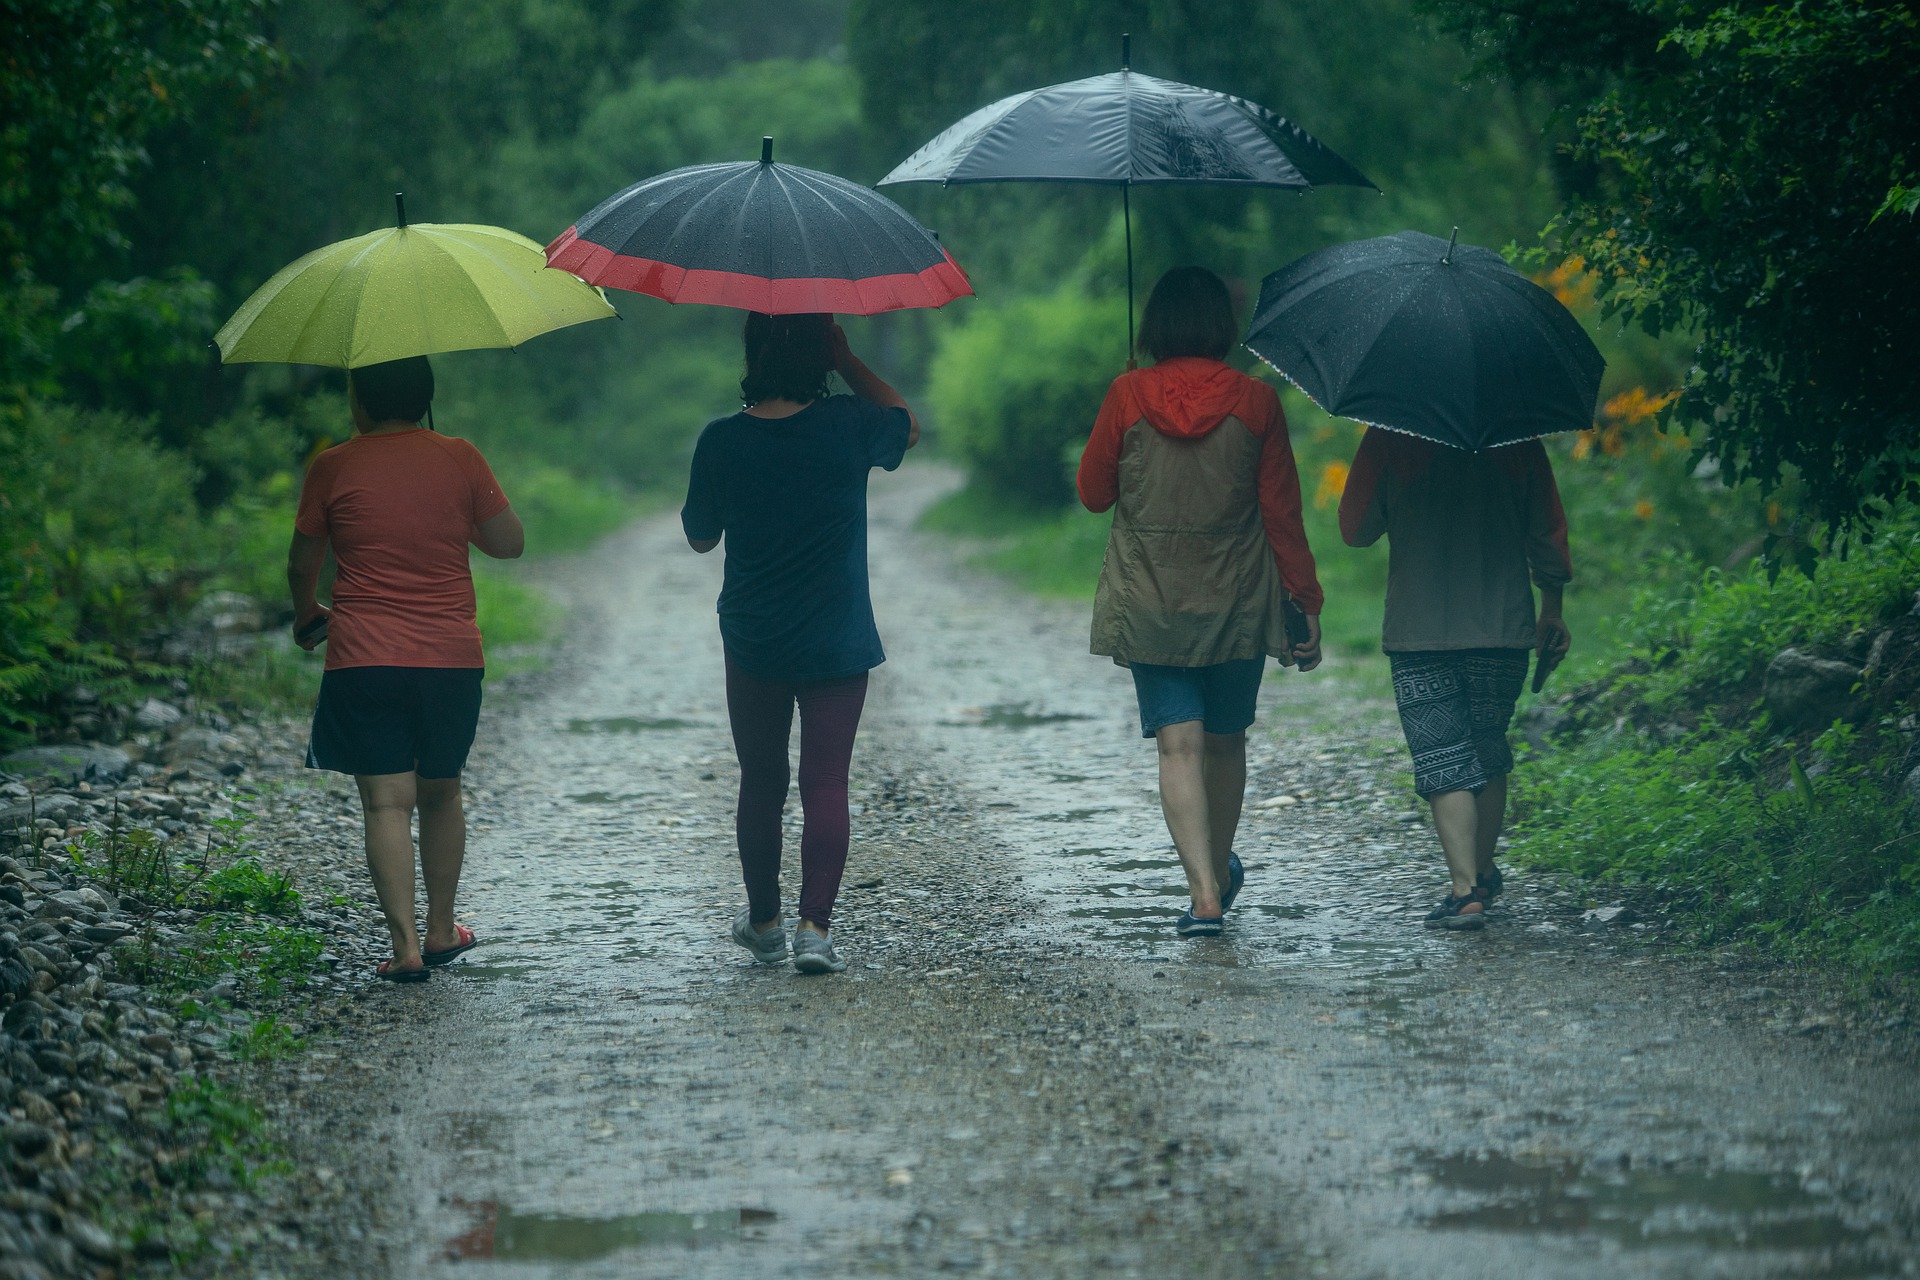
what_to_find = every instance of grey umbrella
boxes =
[879,35,1375,359]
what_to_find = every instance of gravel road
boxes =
[261,464,1920,1279]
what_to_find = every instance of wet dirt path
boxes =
[315,465,1919,1278]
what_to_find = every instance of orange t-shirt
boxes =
[294,429,510,671]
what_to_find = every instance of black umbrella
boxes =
[1244,230,1605,451]
[547,137,972,315]
[879,35,1374,358]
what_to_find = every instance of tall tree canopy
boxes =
[1429,0,1920,528]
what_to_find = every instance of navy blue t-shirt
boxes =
[681,395,911,682]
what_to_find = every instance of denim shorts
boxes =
[1129,657,1266,738]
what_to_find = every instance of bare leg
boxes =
[1474,774,1507,878]
[1202,730,1246,893]
[1155,721,1220,916]
[356,772,423,969]
[1428,790,1479,898]
[416,775,467,952]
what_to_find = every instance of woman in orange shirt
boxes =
[287,355,525,981]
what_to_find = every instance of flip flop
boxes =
[377,958,430,983]
[423,924,478,967]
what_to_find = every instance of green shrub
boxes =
[926,287,1122,508]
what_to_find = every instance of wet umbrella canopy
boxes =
[881,35,1374,356]
[1244,230,1605,452]
[215,196,616,369]
[546,138,972,315]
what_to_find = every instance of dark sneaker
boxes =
[1424,888,1489,931]
[1477,863,1505,902]
[1176,910,1224,938]
[1221,852,1246,912]
[792,928,846,974]
[731,908,789,964]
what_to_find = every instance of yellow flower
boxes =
[1313,460,1349,509]
[1633,499,1655,522]
[1767,501,1782,526]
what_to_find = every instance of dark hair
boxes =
[1137,266,1237,363]
[740,312,833,407]
[350,355,435,423]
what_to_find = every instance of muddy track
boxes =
[260,465,1918,1279]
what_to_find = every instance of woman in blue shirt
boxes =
[682,313,918,973]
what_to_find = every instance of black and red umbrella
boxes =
[546,137,972,315]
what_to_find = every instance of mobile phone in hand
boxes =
[295,614,329,647]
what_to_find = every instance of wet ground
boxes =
[270,465,1920,1278]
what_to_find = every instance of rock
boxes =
[62,1217,121,1263]
[1902,766,1920,808]
[1583,904,1634,925]
[190,589,264,636]
[0,745,132,788]
[166,727,243,766]
[80,922,132,944]
[1763,649,1864,730]
[1515,701,1572,752]
[3,1122,54,1156]
[0,794,80,830]
[131,698,184,731]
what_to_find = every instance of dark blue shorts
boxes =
[307,667,483,779]
[1129,657,1266,738]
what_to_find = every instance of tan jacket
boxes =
[1077,360,1322,667]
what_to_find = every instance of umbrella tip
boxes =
[1121,32,1130,69]
[762,136,774,165]
[395,192,407,229]
[1443,225,1459,264]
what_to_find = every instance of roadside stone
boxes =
[131,698,185,731]
[1763,649,1864,730]
[0,745,132,788]
[1583,905,1634,925]
[3,1122,55,1157]
[61,1216,121,1263]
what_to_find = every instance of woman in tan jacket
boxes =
[1077,267,1324,937]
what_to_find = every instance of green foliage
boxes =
[0,0,281,278]
[200,856,300,915]
[1511,515,1920,982]
[157,1077,276,1187]
[226,1014,307,1062]
[1428,0,1920,528]
[1512,731,1920,981]
[926,288,1121,507]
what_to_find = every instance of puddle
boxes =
[445,1203,777,1261]
[566,717,699,734]
[1035,809,1112,823]
[1420,1152,1873,1253]
[948,703,1093,729]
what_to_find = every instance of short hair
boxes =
[350,355,435,423]
[740,312,833,408]
[1137,266,1237,363]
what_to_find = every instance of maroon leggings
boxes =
[724,656,869,930]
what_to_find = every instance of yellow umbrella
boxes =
[215,196,616,368]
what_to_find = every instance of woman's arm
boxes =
[1076,381,1131,513]
[287,531,329,649]
[472,505,525,559]
[831,324,919,448]
[1337,429,1388,548]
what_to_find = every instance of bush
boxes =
[1511,515,1920,985]
[926,287,1123,508]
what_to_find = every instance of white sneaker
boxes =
[791,927,846,974]
[731,908,789,964]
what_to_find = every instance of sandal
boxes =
[377,958,430,983]
[423,923,478,967]
[1423,887,1489,931]
[1221,852,1246,912]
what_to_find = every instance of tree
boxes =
[0,0,280,282]
[1428,0,1920,528]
